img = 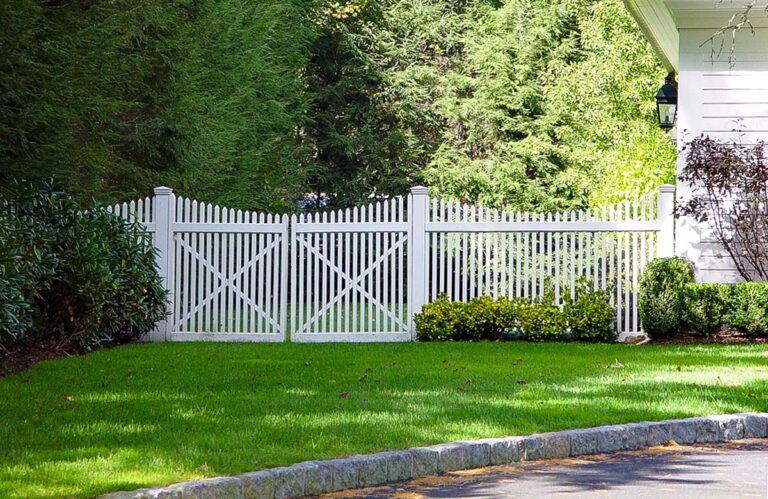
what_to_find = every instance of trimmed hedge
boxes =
[414,289,616,343]
[0,181,166,354]
[685,283,731,336]
[727,283,768,337]
[637,257,694,338]
[639,257,768,338]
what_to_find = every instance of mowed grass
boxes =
[1,342,767,497]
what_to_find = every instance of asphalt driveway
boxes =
[320,440,768,498]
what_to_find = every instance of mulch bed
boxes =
[649,331,768,345]
[0,348,62,377]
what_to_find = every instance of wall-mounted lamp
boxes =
[655,73,678,131]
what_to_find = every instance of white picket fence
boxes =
[109,185,675,342]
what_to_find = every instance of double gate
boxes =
[109,185,674,342]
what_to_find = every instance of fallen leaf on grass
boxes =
[339,391,350,399]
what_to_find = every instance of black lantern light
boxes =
[655,73,678,131]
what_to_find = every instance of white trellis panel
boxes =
[290,197,411,342]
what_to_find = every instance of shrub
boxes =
[414,295,468,342]
[0,216,34,347]
[727,283,768,337]
[684,283,731,336]
[0,181,166,353]
[415,295,520,341]
[566,289,617,343]
[677,136,768,281]
[461,296,506,341]
[415,290,612,343]
[517,301,568,342]
[638,257,694,338]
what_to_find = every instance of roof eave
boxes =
[623,0,679,72]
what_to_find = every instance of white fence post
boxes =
[409,186,429,339]
[279,214,290,342]
[657,184,675,258]
[152,186,175,342]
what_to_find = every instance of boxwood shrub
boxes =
[684,283,731,336]
[0,181,166,354]
[414,288,615,343]
[639,257,768,339]
[565,289,617,343]
[637,257,694,339]
[727,283,768,337]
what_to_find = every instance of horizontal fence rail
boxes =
[109,185,675,342]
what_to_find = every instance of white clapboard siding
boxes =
[676,27,768,282]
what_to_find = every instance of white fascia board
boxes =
[623,0,679,71]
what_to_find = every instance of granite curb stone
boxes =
[569,428,600,455]
[670,417,698,444]
[271,466,305,499]
[356,453,388,487]
[542,432,571,458]
[239,470,274,499]
[408,446,439,477]
[742,413,768,438]
[431,442,466,472]
[302,462,333,496]
[326,457,358,492]
[100,413,768,499]
[385,451,414,482]
[519,434,545,460]
[482,437,521,465]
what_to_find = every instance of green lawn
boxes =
[1,342,767,498]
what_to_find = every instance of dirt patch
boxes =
[0,342,124,377]
[0,347,66,377]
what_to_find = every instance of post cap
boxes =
[154,186,174,195]
[410,186,428,195]
[659,184,676,193]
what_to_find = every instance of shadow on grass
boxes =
[0,341,766,497]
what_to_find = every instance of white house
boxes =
[624,0,768,282]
